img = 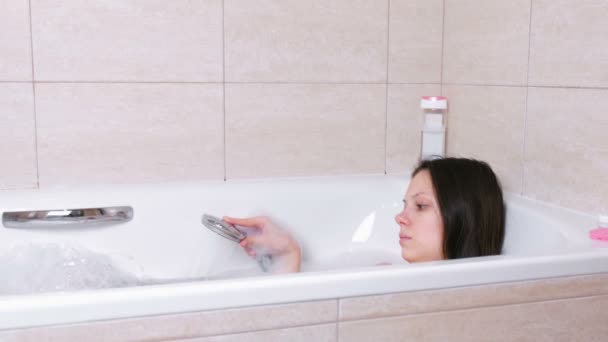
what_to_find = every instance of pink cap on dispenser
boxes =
[420,96,448,109]
[590,215,608,241]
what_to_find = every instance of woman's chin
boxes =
[401,250,415,263]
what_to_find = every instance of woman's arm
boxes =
[223,216,301,273]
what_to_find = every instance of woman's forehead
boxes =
[406,170,435,197]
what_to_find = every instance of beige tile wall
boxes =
[224,0,388,83]
[0,0,32,81]
[388,0,443,83]
[529,0,608,88]
[177,324,337,342]
[443,0,531,86]
[225,84,386,178]
[0,83,37,189]
[339,295,608,342]
[35,83,224,187]
[523,0,608,213]
[30,0,223,82]
[525,87,608,214]
[440,0,608,213]
[443,85,527,194]
[0,300,338,342]
[339,273,608,321]
[0,1,606,205]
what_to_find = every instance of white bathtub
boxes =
[1,174,607,330]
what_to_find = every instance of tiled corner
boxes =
[225,84,386,179]
[442,85,526,193]
[388,0,443,83]
[35,83,224,187]
[224,0,388,82]
[340,274,608,321]
[0,0,32,80]
[30,0,223,81]
[339,295,608,342]
[175,324,336,342]
[443,0,531,85]
[529,0,608,88]
[0,83,37,189]
[0,301,337,341]
[524,87,608,214]
[386,84,441,174]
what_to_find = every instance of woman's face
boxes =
[395,170,444,262]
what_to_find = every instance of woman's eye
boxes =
[416,204,428,210]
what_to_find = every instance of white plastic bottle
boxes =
[420,96,448,160]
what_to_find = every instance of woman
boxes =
[224,157,505,273]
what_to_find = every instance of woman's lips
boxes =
[399,234,412,245]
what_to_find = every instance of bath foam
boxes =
[0,243,141,295]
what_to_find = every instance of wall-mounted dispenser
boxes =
[420,96,447,160]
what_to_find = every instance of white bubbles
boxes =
[0,243,141,295]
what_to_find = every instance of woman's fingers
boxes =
[223,216,267,230]
[240,236,264,257]
[240,235,262,248]
[243,246,256,257]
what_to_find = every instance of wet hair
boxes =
[412,157,505,259]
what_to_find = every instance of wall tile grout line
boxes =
[27,80,225,84]
[25,80,386,85]
[526,84,608,90]
[385,82,443,86]
[441,83,608,90]
[8,81,607,90]
[27,0,40,189]
[440,0,447,154]
[521,0,534,196]
[26,0,35,85]
[383,0,391,175]
[441,82,527,88]
[440,0,446,95]
[336,298,341,341]
[222,0,227,182]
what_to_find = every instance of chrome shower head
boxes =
[202,214,246,243]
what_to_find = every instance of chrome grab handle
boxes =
[2,206,133,228]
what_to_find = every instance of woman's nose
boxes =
[395,208,410,225]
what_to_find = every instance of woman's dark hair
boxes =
[412,157,505,259]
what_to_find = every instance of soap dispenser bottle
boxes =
[420,96,448,160]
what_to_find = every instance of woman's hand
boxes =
[223,216,301,273]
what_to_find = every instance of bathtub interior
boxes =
[0,175,599,295]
